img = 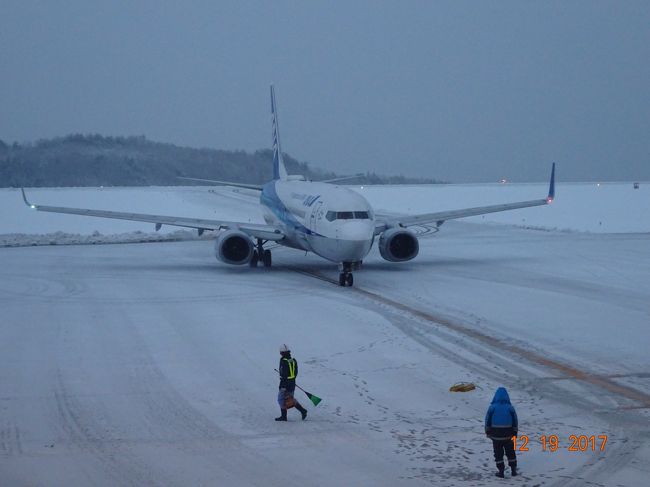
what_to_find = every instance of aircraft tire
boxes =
[346,273,354,287]
[263,249,272,267]
[250,250,259,268]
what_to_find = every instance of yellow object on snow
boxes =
[449,382,476,392]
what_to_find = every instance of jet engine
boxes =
[214,230,254,265]
[378,228,419,262]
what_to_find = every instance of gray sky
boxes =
[2,1,649,182]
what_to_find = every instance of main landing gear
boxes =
[338,261,361,287]
[250,239,272,268]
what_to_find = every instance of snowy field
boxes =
[1,183,649,486]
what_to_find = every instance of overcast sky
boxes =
[1,1,649,182]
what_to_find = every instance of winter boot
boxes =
[510,462,518,477]
[275,409,287,421]
[495,464,505,478]
[295,403,308,420]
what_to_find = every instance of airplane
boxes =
[21,85,556,287]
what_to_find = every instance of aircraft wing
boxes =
[374,163,555,235]
[21,189,284,241]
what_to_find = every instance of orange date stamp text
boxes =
[511,434,608,452]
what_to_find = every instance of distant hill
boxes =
[0,134,443,187]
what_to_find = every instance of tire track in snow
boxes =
[0,424,23,457]
[48,300,301,486]
[52,364,156,486]
[284,264,647,486]
[293,267,650,409]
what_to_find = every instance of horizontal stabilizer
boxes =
[178,177,262,191]
[320,174,365,184]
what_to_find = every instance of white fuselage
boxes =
[260,180,375,263]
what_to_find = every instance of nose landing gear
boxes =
[339,272,353,287]
[338,261,361,287]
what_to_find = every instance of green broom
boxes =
[295,383,322,407]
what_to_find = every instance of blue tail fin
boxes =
[270,85,288,180]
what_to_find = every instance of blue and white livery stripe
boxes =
[261,181,324,237]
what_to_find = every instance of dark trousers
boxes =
[492,439,516,469]
[277,387,307,414]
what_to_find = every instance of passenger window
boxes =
[326,211,337,222]
[354,211,369,219]
[338,211,354,219]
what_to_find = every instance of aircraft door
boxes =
[309,200,324,235]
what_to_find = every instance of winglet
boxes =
[547,163,556,203]
[21,188,37,209]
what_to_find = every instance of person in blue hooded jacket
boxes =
[485,387,518,478]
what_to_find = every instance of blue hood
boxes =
[491,387,511,405]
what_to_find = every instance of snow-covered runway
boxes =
[1,184,649,486]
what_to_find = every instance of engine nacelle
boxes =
[378,228,419,262]
[214,230,254,265]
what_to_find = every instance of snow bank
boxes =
[0,230,212,247]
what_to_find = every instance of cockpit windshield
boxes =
[325,211,371,222]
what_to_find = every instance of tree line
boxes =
[0,134,442,187]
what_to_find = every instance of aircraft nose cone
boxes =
[340,239,373,260]
[340,221,374,241]
[338,221,374,260]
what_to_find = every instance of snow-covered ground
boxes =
[0,183,649,486]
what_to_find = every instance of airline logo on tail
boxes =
[270,85,288,180]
